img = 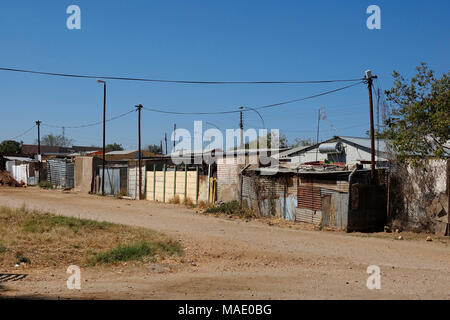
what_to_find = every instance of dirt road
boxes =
[0,187,449,299]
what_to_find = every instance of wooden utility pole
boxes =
[136,104,143,200]
[365,70,378,182]
[35,120,41,182]
[164,133,168,155]
[96,80,107,196]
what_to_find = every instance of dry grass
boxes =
[197,200,213,210]
[168,195,181,204]
[0,205,183,268]
[182,197,194,208]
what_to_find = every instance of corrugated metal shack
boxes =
[242,167,297,221]
[46,159,75,189]
[242,164,387,232]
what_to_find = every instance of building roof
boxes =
[4,156,35,162]
[279,136,388,158]
[338,136,388,153]
[105,150,137,155]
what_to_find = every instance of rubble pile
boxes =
[0,170,23,187]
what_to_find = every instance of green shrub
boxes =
[15,252,31,264]
[88,240,182,265]
[204,200,255,218]
[39,181,53,189]
[23,214,112,233]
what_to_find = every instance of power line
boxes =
[9,124,36,140]
[142,81,363,115]
[41,109,136,129]
[0,67,364,85]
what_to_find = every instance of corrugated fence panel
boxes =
[47,160,74,189]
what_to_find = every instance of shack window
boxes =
[297,185,322,211]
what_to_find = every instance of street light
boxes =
[242,106,265,129]
[97,79,106,196]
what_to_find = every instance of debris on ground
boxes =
[426,236,433,242]
[0,170,23,187]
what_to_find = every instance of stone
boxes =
[426,236,433,242]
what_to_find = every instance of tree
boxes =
[106,143,123,151]
[0,140,21,153]
[37,134,73,147]
[147,144,162,154]
[238,132,289,150]
[385,63,449,163]
[289,137,312,148]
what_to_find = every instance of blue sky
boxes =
[0,0,449,150]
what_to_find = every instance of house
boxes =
[242,163,387,232]
[278,136,389,168]
[1,155,38,186]
[215,148,282,202]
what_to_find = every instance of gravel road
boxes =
[0,187,448,299]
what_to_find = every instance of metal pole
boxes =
[365,70,377,182]
[164,133,168,155]
[238,106,244,206]
[153,163,156,201]
[97,80,107,196]
[136,104,143,200]
[239,110,244,148]
[35,120,41,182]
[173,165,177,197]
[315,108,320,161]
[173,123,176,152]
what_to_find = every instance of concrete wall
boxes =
[146,169,207,203]
[392,159,448,233]
[74,156,94,193]
[128,161,145,199]
[217,157,240,202]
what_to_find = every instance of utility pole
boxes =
[160,140,163,154]
[173,123,176,152]
[136,104,143,200]
[96,80,107,196]
[35,120,41,182]
[164,133,168,155]
[238,106,244,149]
[238,106,244,206]
[365,70,378,182]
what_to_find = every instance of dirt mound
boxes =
[0,170,23,187]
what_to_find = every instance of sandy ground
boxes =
[0,187,449,300]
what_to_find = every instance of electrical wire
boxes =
[41,109,136,129]
[142,81,364,115]
[0,67,364,85]
[9,124,36,140]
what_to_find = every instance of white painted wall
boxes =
[288,142,387,167]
